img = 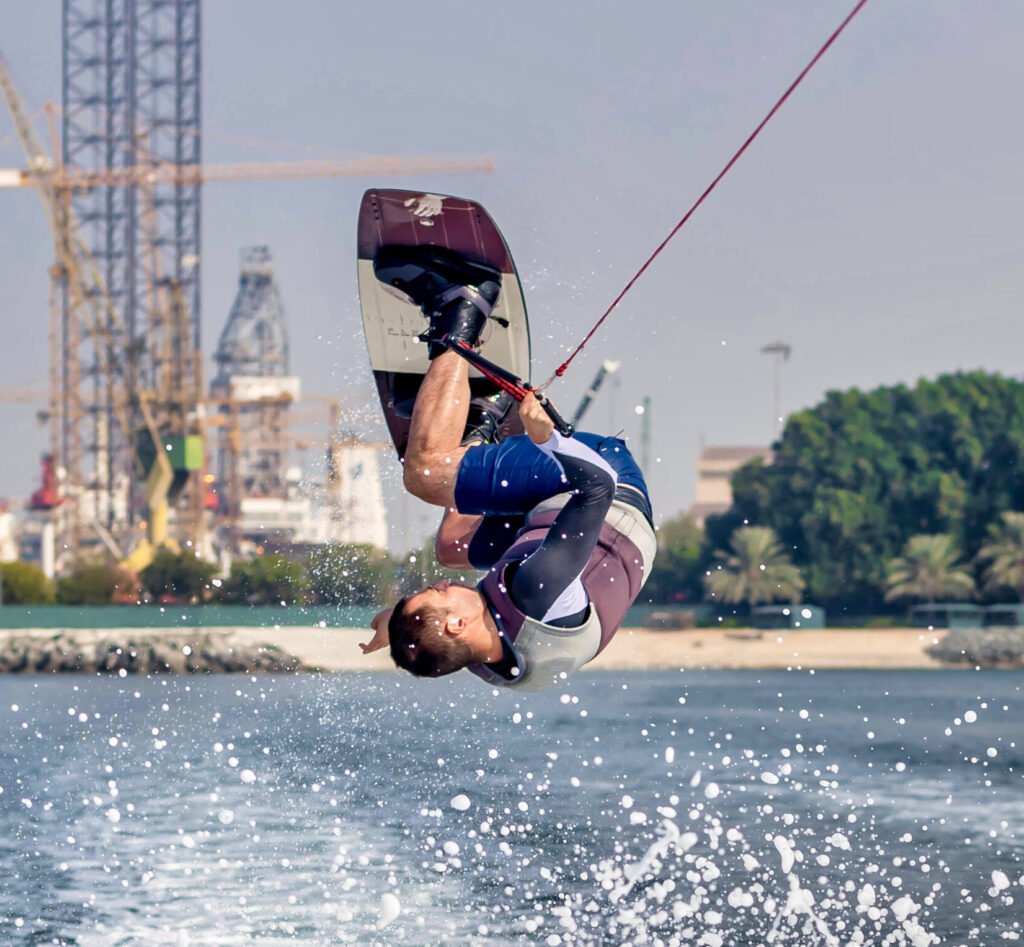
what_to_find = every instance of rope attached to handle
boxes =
[445,339,575,436]
[540,0,872,389]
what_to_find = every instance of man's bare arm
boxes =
[435,508,484,570]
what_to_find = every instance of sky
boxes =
[1,0,1023,550]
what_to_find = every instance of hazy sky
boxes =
[2,1,1022,549]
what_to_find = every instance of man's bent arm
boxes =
[509,432,616,622]
[435,509,484,570]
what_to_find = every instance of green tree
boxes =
[884,534,976,605]
[643,512,705,604]
[140,549,217,603]
[57,559,137,605]
[976,511,1024,600]
[308,544,397,605]
[218,554,309,605]
[709,372,1024,610]
[0,561,55,605]
[703,526,805,606]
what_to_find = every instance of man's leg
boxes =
[374,244,501,507]
[403,350,473,507]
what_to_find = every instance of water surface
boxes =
[1,669,1021,945]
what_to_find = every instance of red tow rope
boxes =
[445,338,576,435]
[544,0,872,386]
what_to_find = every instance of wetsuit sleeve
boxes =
[509,432,616,622]
[467,515,526,569]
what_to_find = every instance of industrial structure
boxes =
[0,1,492,575]
[212,246,295,506]
[61,0,203,567]
[209,247,388,552]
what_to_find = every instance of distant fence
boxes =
[0,603,681,631]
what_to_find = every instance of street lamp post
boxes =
[760,340,792,438]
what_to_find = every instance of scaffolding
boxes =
[61,0,201,555]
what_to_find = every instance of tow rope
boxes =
[541,0,872,389]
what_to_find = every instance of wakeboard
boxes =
[357,189,530,458]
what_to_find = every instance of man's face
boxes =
[403,579,478,620]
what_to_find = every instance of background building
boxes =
[690,445,772,526]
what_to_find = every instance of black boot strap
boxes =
[430,284,495,318]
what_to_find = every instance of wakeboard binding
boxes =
[373,245,502,359]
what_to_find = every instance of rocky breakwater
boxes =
[927,626,1024,668]
[0,629,314,674]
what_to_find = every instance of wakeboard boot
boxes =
[461,391,515,445]
[374,245,502,358]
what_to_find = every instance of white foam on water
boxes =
[773,834,796,875]
[575,743,954,947]
[377,892,401,930]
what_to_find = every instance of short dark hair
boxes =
[388,596,474,677]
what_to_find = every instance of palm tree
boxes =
[884,534,976,605]
[977,511,1024,600]
[703,526,805,606]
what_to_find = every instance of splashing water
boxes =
[0,669,1020,944]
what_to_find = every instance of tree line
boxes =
[4,372,1022,614]
[642,371,1024,613]
[0,542,466,607]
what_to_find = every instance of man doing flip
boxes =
[360,246,656,692]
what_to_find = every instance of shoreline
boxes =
[0,625,969,673]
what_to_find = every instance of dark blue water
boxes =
[0,670,1021,945]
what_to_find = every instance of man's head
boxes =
[388,580,492,677]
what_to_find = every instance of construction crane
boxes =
[571,360,622,427]
[0,54,147,565]
[0,388,47,405]
[0,387,49,429]
[0,50,493,571]
[0,154,495,191]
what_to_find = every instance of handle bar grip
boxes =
[536,393,575,438]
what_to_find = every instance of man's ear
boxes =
[444,614,466,635]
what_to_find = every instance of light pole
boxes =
[760,340,792,438]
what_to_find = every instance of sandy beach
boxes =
[2,625,953,672]
[0,625,959,673]
[274,625,952,672]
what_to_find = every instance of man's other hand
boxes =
[360,608,393,654]
[520,392,555,445]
